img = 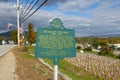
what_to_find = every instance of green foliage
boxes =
[99,41,107,46]
[76,37,120,49]
[76,37,94,44]
[28,46,34,53]
[10,30,17,43]
[76,49,80,52]
[84,47,92,51]
[108,37,120,44]
[0,36,5,44]
[76,45,81,49]
[92,39,99,49]
[110,45,115,50]
[27,22,35,45]
[0,36,5,41]
[98,45,114,56]
[76,38,80,43]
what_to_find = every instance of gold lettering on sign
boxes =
[38,35,73,50]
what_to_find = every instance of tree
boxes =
[98,45,114,56]
[84,46,92,51]
[92,38,99,49]
[0,36,6,45]
[31,32,36,43]
[27,22,36,45]
[0,36,5,41]
[76,38,80,43]
[10,30,17,44]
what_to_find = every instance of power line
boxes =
[21,0,35,19]
[20,0,29,17]
[21,0,40,20]
[22,0,48,22]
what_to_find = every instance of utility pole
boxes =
[14,0,20,47]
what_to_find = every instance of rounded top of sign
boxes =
[50,18,64,29]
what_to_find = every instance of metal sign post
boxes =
[54,58,58,80]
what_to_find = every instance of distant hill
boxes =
[1,31,120,38]
[0,31,27,39]
[0,31,11,38]
[88,34,120,38]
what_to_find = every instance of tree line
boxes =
[76,37,120,58]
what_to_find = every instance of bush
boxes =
[84,47,92,51]
[98,45,114,56]
[76,46,81,49]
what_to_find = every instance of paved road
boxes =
[0,44,16,57]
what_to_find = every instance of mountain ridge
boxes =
[0,31,11,38]
[1,31,120,38]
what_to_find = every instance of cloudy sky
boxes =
[0,0,120,37]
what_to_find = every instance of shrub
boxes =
[98,45,114,56]
[84,47,92,51]
[76,46,82,49]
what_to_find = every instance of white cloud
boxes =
[0,2,16,30]
[0,0,120,37]
[58,0,99,12]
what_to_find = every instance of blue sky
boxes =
[0,0,120,37]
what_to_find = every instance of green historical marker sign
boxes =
[35,18,76,59]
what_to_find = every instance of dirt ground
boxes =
[12,47,64,80]
[0,51,18,80]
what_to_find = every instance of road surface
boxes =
[0,44,16,57]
